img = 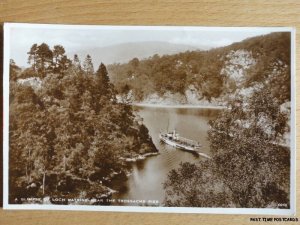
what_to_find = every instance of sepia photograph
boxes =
[3,24,295,214]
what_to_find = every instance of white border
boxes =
[3,23,296,215]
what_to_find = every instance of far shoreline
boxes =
[131,103,227,109]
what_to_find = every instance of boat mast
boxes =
[166,118,169,132]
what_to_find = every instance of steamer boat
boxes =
[159,130,202,152]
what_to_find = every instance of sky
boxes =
[8,25,276,67]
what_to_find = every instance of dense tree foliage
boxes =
[26,43,71,78]
[164,90,290,208]
[108,32,290,103]
[52,45,71,75]
[164,161,232,207]
[164,32,291,208]
[9,52,157,203]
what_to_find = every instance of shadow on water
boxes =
[175,108,221,117]
[136,160,146,170]
[134,105,222,116]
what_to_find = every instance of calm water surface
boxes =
[111,106,220,206]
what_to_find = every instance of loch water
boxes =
[110,106,221,206]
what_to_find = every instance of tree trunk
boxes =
[27,147,32,182]
[63,154,66,172]
[42,169,46,195]
[25,164,28,183]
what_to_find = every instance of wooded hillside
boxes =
[108,32,290,105]
[9,46,157,204]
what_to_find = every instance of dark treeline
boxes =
[11,42,100,81]
[163,32,291,208]
[108,32,290,103]
[9,44,157,203]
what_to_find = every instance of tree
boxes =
[129,57,139,68]
[82,54,94,75]
[52,45,68,74]
[36,43,53,77]
[58,55,72,76]
[73,54,82,73]
[27,44,38,72]
[96,63,110,91]
[31,134,51,195]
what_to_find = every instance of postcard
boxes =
[3,23,296,214]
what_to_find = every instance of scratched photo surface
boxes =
[3,24,295,213]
